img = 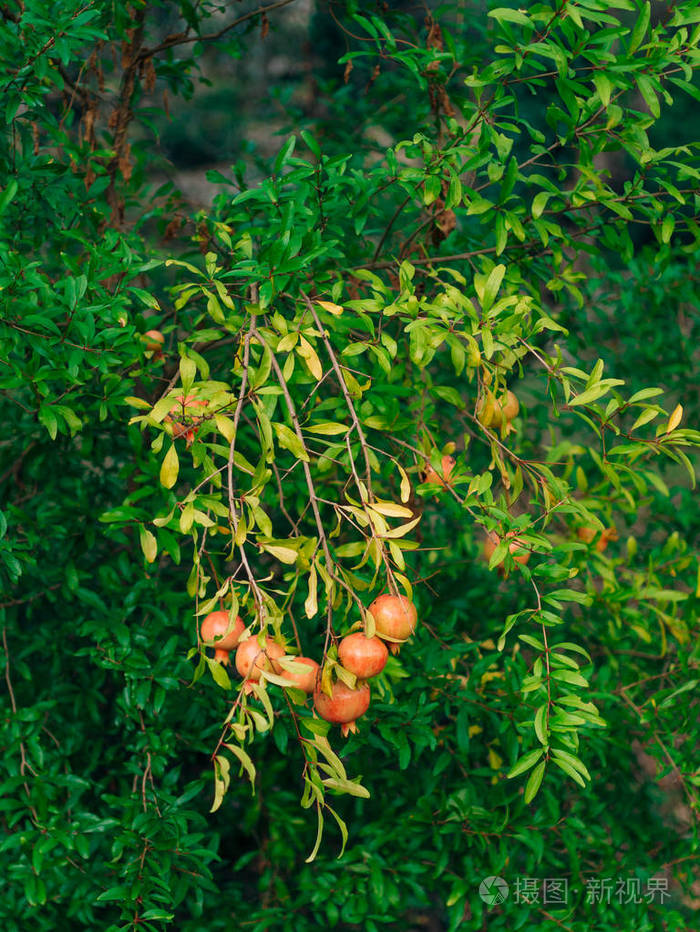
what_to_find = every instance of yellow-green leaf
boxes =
[666,403,683,434]
[369,500,414,518]
[398,464,411,503]
[160,443,179,489]
[210,755,230,812]
[262,543,298,564]
[139,526,158,563]
[297,335,323,380]
[316,300,344,316]
[179,356,197,392]
[305,562,318,618]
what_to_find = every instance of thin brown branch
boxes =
[137,0,298,63]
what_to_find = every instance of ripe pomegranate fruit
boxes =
[165,395,209,446]
[423,454,456,488]
[338,633,388,679]
[501,390,519,422]
[280,656,319,693]
[368,594,417,654]
[200,610,245,664]
[577,525,616,553]
[143,329,165,354]
[235,635,285,694]
[483,531,530,568]
[313,680,371,737]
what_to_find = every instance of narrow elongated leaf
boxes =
[507,747,544,779]
[160,444,179,489]
[524,760,546,803]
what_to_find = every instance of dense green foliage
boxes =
[1,1,699,930]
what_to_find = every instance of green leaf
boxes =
[179,356,197,392]
[226,743,257,788]
[551,755,586,787]
[569,383,610,406]
[532,192,550,219]
[273,422,309,461]
[524,760,546,803]
[507,747,544,779]
[305,804,324,863]
[327,805,349,859]
[480,264,506,313]
[488,7,531,26]
[207,657,232,690]
[322,777,370,798]
[629,1,650,53]
[551,747,591,781]
[38,405,58,440]
[534,705,548,746]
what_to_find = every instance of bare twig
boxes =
[2,626,41,825]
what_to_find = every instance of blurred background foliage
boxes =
[0,1,698,931]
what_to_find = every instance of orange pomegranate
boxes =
[143,329,165,354]
[200,610,245,664]
[235,636,285,693]
[368,594,417,654]
[338,633,388,679]
[577,525,616,553]
[279,656,319,693]
[313,680,371,737]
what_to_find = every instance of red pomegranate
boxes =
[235,635,285,693]
[313,680,371,737]
[200,610,245,664]
[338,633,388,679]
[279,656,319,693]
[368,594,417,653]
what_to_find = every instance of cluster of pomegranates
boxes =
[477,382,520,434]
[199,593,418,737]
